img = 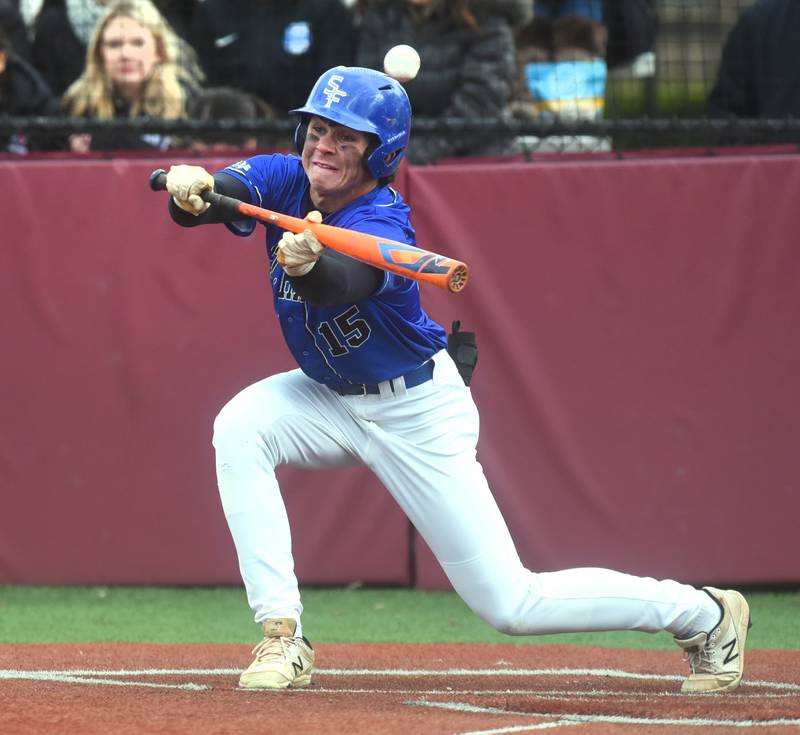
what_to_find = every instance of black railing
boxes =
[3,116,800,155]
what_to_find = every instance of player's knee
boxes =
[213,394,267,454]
[213,391,289,475]
[465,584,536,636]
[449,564,537,636]
[212,396,246,447]
[481,608,529,636]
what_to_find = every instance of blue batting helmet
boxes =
[290,66,412,179]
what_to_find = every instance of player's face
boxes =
[100,16,159,96]
[302,116,375,205]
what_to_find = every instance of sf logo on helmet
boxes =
[322,75,348,108]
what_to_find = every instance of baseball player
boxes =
[163,66,750,693]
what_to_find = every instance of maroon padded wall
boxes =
[1,153,798,587]
[410,154,800,587]
[0,157,410,585]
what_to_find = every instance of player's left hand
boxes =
[277,211,324,276]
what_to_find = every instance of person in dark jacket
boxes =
[0,0,32,61]
[602,0,656,71]
[189,0,356,114]
[32,0,106,98]
[707,0,800,118]
[355,0,531,164]
[0,24,60,153]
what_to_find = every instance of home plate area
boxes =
[1,642,799,734]
[312,645,800,730]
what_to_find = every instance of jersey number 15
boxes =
[317,305,371,356]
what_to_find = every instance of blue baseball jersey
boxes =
[220,154,447,389]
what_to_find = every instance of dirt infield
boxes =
[1,643,799,734]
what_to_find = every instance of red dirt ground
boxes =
[1,643,798,734]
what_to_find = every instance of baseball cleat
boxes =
[238,618,315,690]
[674,587,751,693]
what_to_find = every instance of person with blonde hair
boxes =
[62,0,202,152]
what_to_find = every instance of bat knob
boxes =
[149,168,168,192]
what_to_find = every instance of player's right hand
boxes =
[166,164,214,215]
[277,211,324,277]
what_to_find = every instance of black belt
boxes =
[333,360,434,396]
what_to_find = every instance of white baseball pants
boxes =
[212,349,718,639]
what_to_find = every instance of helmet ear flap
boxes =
[294,119,309,155]
[362,135,379,176]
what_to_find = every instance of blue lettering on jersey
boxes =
[219,155,447,389]
[277,273,302,303]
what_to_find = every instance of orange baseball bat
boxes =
[149,169,468,293]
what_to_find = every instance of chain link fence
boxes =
[3,0,798,158]
[607,0,749,119]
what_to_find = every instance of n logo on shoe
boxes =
[722,638,738,665]
[291,657,305,676]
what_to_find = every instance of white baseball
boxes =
[383,44,421,82]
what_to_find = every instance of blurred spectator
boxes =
[62,0,203,152]
[0,0,33,61]
[512,1,607,122]
[707,0,800,118]
[189,0,356,113]
[602,0,657,71]
[0,23,59,153]
[512,0,656,122]
[32,0,108,97]
[31,0,195,97]
[519,1,655,67]
[356,0,532,165]
[18,0,45,26]
[532,0,606,57]
[152,0,195,40]
[175,85,281,152]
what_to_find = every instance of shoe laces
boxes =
[251,635,292,663]
[684,630,719,674]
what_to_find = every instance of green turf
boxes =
[0,586,797,650]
